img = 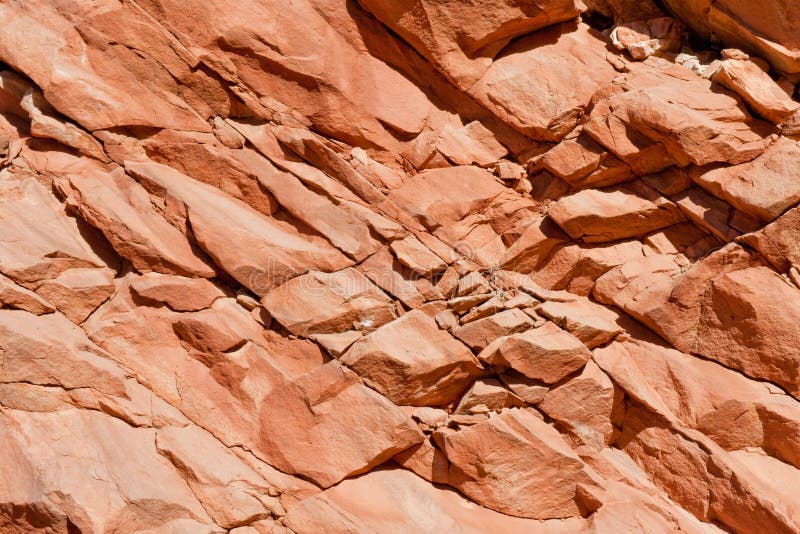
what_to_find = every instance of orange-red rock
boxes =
[263,268,396,337]
[437,408,601,518]
[693,137,800,222]
[661,0,800,73]
[3,0,800,529]
[341,310,483,406]
[547,184,685,242]
[479,322,591,383]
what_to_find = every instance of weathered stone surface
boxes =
[435,121,508,167]
[455,378,526,414]
[548,185,684,242]
[126,160,352,295]
[595,246,800,397]
[284,468,586,533]
[693,137,800,222]
[452,308,535,352]
[438,408,601,519]
[30,267,114,324]
[537,297,622,348]
[479,322,591,383]
[357,0,584,89]
[0,176,106,285]
[740,204,800,272]
[0,272,54,315]
[263,268,395,337]
[539,361,622,448]
[390,235,448,276]
[55,163,216,277]
[129,273,225,312]
[539,134,634,189]
[470,23,618,141]
[341,310,483,406]
[714,58,800,123]
[392,438,450,484]
[611,18,682,60]
[585,59,772,172]
[661,0,800,73]
[4,0,800,528]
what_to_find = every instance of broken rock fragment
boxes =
[438,408,602,519]
[263,268,396,337]
[341,310,483,406]
[479,322,591,384]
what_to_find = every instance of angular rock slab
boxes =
[126,160,352,295]
[263,268,396,337]
[438,408,601,519]
[479,322,591,384]
[342,310,483,406]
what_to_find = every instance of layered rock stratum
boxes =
[1,0,800,532]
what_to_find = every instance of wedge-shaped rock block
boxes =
[342,310,483,406]
[478,322,591,384]
[438,408,601,519]
[263,268,396,337]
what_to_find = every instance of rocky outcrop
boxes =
[1,0,799,531]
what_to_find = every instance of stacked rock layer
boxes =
[1,0,800,532]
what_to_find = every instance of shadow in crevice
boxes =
[343,0,537,157]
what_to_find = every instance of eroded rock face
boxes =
[661,0,800,73]
[1,0,800,530]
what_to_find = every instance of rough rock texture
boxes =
[2,0,800,531]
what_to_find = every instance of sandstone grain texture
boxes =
[1,0,799,532]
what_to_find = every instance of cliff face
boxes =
[1,1,799,532]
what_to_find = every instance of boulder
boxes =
[536,297,622,348]
[453,309,535,352]
[585,59,771,172]
[341,310,483,406]
[390,235,448,276]
[478,322,591,383]
[693,137,800,222]
[539,361,621,448]
[129,273,225,312]
[263,268,396,337]
[547,185,684,242]
[713,58,800,123]
[437,408,601,518]
[470,23,619,141]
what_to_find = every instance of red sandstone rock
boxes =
[341,310,483,406]
[479,322,591,383]
[263,268,395,337]
[661,0,800,73]
[357,0,584,89]
[693,137,800,222]
[547,184,685,242]
[714,58,800,123]
[437,408,602,518]
[611,18,682,60]
[2,0,800,529]
[126,160,352,295]
[471,23,619,141]
[54,162,216,278]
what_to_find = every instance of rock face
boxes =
[2,0,800,531]
[661,0,800,73]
